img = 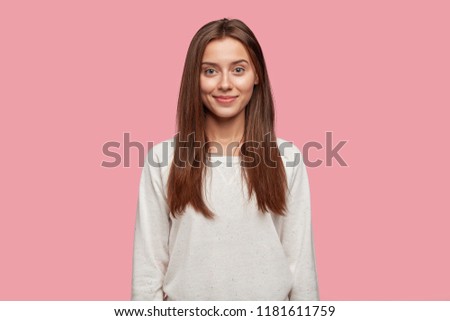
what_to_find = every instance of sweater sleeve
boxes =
[131,149,170,300]
[283,150,320,300]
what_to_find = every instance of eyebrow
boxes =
[201,59,249,66]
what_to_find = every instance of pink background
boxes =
[1,0,449,300]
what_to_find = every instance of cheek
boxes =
[235,76,256,94]
[200,78,213,107]
[200,77,215,94]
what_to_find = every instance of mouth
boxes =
[213,95,238,104]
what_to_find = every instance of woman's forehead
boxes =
[202,37,251,63]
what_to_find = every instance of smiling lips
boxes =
[213,95,238,104]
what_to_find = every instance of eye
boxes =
[204,68,216,75]
[234,67,245,73]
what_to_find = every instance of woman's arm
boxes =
[282,148,320,300]
[131,149,170,300]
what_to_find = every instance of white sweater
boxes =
[131,137,319,301]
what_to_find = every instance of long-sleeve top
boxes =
[131,136,319,301]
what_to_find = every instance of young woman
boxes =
[132,18,319,301]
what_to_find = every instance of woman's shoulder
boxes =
[146,136,175,166]
[275,137,306,189]
[276,137,303,165]
[147,136,303,166]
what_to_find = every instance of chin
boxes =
[208,107,243,119]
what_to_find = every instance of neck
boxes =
[204,110,245,156]
[205,111,245,142]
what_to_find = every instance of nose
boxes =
[218,73,232,91]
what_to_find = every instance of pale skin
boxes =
[200,37,259,156]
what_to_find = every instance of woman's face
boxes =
[200,37,259,120]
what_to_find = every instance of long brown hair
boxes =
[167,18,288,219]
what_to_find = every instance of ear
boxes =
[255,75,259,85]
